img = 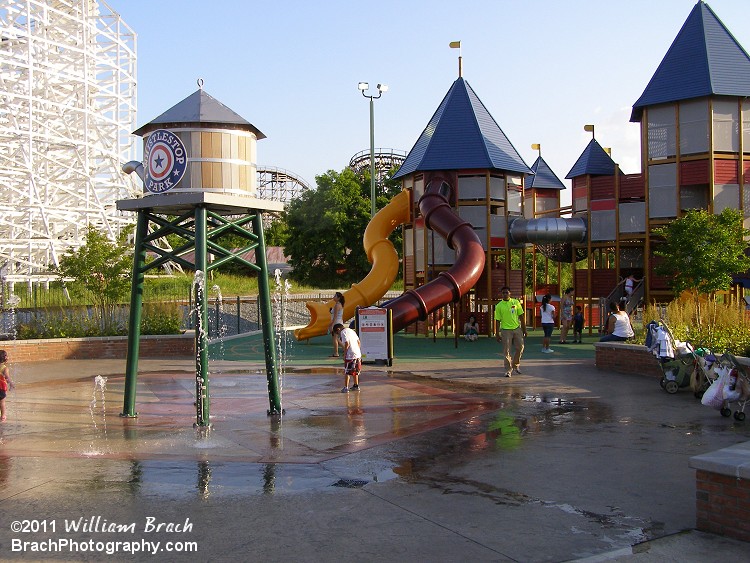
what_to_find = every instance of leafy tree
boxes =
[264,213,289,247]
[285,168,370,287]
[653,208,750,309]
[285,167,403,287]
[52,226,133,332]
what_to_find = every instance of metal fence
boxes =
[2,291,403,340]
[197,291,402,338]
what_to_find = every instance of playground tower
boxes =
[0,0,138,288]
[392,0,750,335]
[567,0,750,314]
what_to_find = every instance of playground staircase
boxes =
[599,278,644,331]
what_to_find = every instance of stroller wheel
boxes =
[659,378,667,389]
[720,407,732,418]
[665,380,679,394]
[734,411,746,422]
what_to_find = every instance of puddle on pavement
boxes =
[6,371,748,502]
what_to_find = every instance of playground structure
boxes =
[296,1,750,339]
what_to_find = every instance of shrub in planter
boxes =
[139,302,182,335]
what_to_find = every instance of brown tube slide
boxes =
[385,176,485,332]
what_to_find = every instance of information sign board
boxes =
[357,307,393,365]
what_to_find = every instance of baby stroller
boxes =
[645,320,698,394]
[700,353,750,421]
[691,347,719,399]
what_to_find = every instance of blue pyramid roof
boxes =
[527,156,566,190]
[393,77,530,179]
[631,1,750,122]
[133,88,266,138]
[565,139,616,179]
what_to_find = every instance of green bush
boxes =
[139,302,183,335]
[17,310,115,339]
[638,297,750,356]
[16,302,183,339]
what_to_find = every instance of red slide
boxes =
[385,176,485,331]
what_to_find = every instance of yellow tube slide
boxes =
[293,189,410,341]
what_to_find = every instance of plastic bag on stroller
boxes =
[701,364,729,409]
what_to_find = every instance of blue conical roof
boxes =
[527,156,565,190]
[566,139,616,179]
[133,88,266,138]
[393,77,530,179]
[631,1,750,122]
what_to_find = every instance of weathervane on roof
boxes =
[531,143,541,157]
[584,124,595,139]
[449,41,462,77]
[197,78,204,89]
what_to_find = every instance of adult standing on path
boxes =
[328,292,344,357]
[540,294,556,353]
[494,286,527,377]
[559,287,574,343]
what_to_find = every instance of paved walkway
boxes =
[0,332,747,561]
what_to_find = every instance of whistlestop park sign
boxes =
[144,129,187,194]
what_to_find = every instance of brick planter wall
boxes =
[0,333,194,362]
[597,342,750,544]
[691,448,750,542]
[594,342,663,378]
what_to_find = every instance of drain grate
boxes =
[331,478,369,489]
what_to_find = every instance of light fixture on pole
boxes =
[358,82,388,218]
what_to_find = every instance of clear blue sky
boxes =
[109,0,749,201]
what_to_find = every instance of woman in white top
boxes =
[540,294,556,353]
[599,301,634,342]
[328,292,344,357]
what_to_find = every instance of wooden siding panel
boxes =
[620,174,644,199]
[534,189,558,199]
[575,269,617,297]
[680,160,709,185]
[591,199,616,211]
[714,159,738,184]
[590,176,615,200]
[573,177,588,190]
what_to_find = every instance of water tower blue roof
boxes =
[133,88,266,138]
[527,156,566,190]
[565,139,616,179]
[393,77,531,179]
[630,1,750,122]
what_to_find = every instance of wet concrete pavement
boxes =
[0,334,748,561]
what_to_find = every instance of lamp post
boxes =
[358,82,388,218]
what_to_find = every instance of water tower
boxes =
[118,82,283,425]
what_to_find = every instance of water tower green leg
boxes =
[194,206,210,427]
[254,212,282,415]
[121,211,148,418]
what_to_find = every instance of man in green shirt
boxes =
[494,286,527,377]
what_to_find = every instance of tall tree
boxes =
[284,166,403,288]
[53,226,133,332]
[285,168,370,287]
[653,208,750,298]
